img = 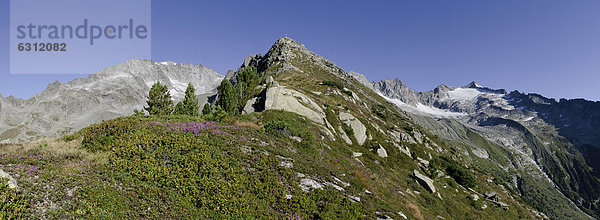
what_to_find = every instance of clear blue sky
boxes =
[1,1,599,100]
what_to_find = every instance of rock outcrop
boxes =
[377,145,388,158]
[413,170,436,193]
[338,112,367,145]
[242,97,258,114]
[264,86,327,125]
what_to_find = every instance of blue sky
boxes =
[1,0,600,100]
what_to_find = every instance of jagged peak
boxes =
[239,38,350,81]
[273,37,306,50]
[376,78,406,87]
[466,81,482,88]
[348,71,372,88]
[434,84,452,91]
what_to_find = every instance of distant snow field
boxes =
[377,92,466,118]
[447,88,481,100]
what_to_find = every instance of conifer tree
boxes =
[174,83,200,116]
[202,103,212,115]
[215,79,238,114]
[144,81,174,115]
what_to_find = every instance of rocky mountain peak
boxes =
[466,81,482,88]
[237,38,351,82]
[273,37,307,52]
[348,71,372,88]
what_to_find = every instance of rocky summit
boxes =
[0,38,598,219]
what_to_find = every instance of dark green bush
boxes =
[431,156,476,188]
[372,104,388,120]
[322,80,344,90]
[341,122,354,136]
[263,120,290,137]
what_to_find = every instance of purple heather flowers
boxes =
[145,121,237,137]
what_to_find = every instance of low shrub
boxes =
[0,178,30,218]
[322,80,344,90]
[431,156,476,188]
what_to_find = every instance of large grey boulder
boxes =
[242,97,258,114]
[264,86,327,125]
[0,169,17,188]
[338,112,367,145]
[377,144,388,158]
[413,170,436,193]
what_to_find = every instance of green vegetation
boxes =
[431,156,476,188]
[61,115,365,218]
[202,103,212,115]
[215,79,238,115]
[235,66,260,105]
[0,178,30,219]
[144,81,174,116]
[173,83,200,116]
[341,122,354,136]
[322,80,344,90]
[215,67,262,115]
[132,108,145,116]
[372,104,388,120]
[263,119,290,137]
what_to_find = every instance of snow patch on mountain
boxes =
[414,103,467,117]
[377,92,466,118]
[447,88,481,101]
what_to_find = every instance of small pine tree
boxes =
[173,83,200,116]
[144,81,174,116]
[215,79,238,114]
[236,67,259,108]
[202,103,212,115]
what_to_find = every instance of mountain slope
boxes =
[0,59,224,143]
[370,78,600,218]
[212,38,551,218]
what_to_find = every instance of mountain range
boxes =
[0,60,223,142]
[1,38,599,219]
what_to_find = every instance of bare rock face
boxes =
[471,147,489,159]
[338,112,367,145]
[264,86,326,125]
[0,59,224,143]
[377,145,388,158]
[242,97,258,114]
[413,170,436,193]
